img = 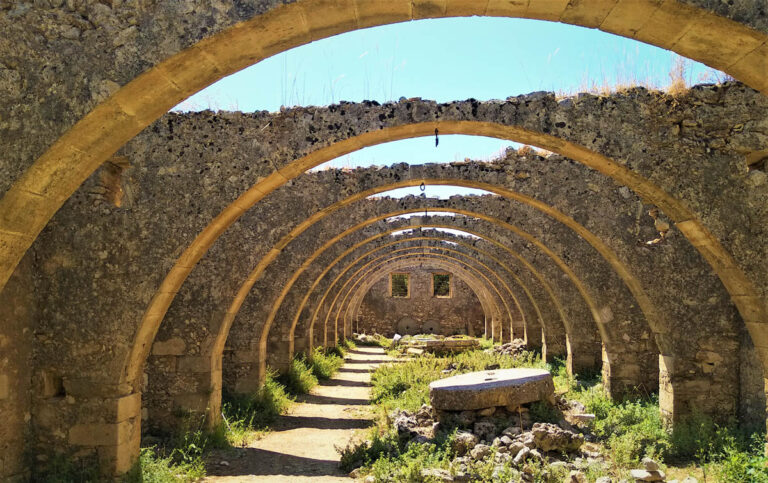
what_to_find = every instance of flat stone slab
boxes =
[429,368,554,411]
[406,338,479,352]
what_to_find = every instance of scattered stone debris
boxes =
[529,422,585,452]
[487,338,527,357]
[353,333,379,345]
[630,457,666,482]
[388,401,593,480]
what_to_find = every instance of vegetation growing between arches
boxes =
[126,348,355,481]
[341,349,768,482]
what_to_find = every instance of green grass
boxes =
[222,370,294,444]
[30,452,102,482]
[123,411,229,482]
[355,348,768,482]
[35,367,314,482]
[124,447,207,482]
[129,371,295,481]
[371,349,545,414]
[310,347,345,380]
[338,337,357,352]
[278,356,319,395]
[477,337,496,350]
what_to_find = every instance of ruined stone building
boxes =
[1,0,768,479]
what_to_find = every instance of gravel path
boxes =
[204,346,389,482]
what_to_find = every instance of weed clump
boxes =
[278,356,319,395]
[356,347,768,482]
[222,370,294,441]
[310,346,345,380]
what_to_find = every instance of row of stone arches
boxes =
[10,93,766,474]
[2,2,768,478]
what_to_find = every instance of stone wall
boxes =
[0,83,767,475]
[0,257,35,481]
[2,1,768,477]
[355,265,488,338]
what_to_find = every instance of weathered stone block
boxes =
[152,337,186,356]
[0,374,8,399]
[429,368,554,411]
[177,356,210,373]
[173,393,211,413]
[69,419,136,447]
[96,420,140,476]
[63,378,132,398]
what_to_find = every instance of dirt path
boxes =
[204,346,389,482]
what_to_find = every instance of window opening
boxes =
[433,273,451,298]
[391,273,409,298]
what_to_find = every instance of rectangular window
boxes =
[390,273,409,298]
[433,273,451,298]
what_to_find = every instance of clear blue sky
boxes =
[174,17,723,197]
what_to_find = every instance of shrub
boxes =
[30,452,101,482]
[715,434,768,482]
[124,446,206,482]
[338,337,357,352]
[339,429,402,472]
[356,334,392,348]
[222,370,293,433]
[528,400,561,423]
[478,337,496,350]
[278,356,319,395]
[310,347,345,380]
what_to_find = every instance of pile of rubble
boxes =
[389,404,593,482]
[386,404,687,483]
[487,338,528,357]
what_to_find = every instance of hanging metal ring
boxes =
[419,181,425,192]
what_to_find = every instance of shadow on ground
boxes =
[206,448,345,478]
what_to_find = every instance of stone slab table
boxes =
[429,368,554,411]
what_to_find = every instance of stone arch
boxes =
[123,116,766,398]
[261,231,534,359]
[286,227,548,352]
[325,245,518,344]
[2,3,768,476]
[337,251,505,341]
[339,234,533,342]
[9,94,764,476]
[288,217,570,362]
[222,200,608,390]
[185,173,657,387]
[326,251,510,343]
[3,1,768,307]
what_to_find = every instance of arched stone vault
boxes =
[222,198,605,388]
[2,2,768,477]
[220,200,596,392]
[331,234,533,344]
[2,1,768,313]
[123,90,768,404]
[208,152,735,412]
[326,245,517,345]
[148,159,634,431]
[149,148,679,429]
[337,250,507,338]
[222,242,518,394]
[349,253,489,338]
[287,218,567,361]
[268,208,632,384]
[286,227,549,353]
[337,243,538,343]
[3,86,767,476]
